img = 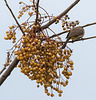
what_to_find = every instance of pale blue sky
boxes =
[0,0,96,100]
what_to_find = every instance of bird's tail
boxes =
[62,38,70,49]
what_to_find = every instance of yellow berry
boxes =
[47,93,50,96]
[59,93,62,97]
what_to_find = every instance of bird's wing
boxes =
[66,27,84,39]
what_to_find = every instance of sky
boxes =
[0,0,96,100]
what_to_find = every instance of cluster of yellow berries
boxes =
[18,1,40,19]
[4,1,75,97]
[4,25,16,43]
[54,15,79,31]
[13,33,74,97]
[62,18,79,30]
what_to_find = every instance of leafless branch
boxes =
[35,0,40,24]
[71,36,96,42]
[0,57,19,86]
[49,30,69,39]
[58,36,96,44]
[82,22,96,28]
[4,0,25,36]
[41,30,69,41]
[33,0,35,5]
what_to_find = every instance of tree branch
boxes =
[33,0,35,5]
[58,36,96,44]
[0,65,6,75]
[71,36,96,42]
[49,30,69,39]
[41,0,80,30]
[82,22,96,28]
[35,0,40,25]
[0,57,19,86]
[4,0,25,36]
[41,30,69,41]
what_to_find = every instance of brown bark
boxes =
[0,57,19,86]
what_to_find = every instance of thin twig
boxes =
[33,0,35,5]
[58,36,96,44]
[41,0,80,30]
[35,0,40,24]
[71,36,96,42]
[82,22,96,28]
[0,57,19,86]
[49,30,69,39]
[48,27,63,41]
[39,6,51,21]
[4,0,25,36]
[41,30,69,41]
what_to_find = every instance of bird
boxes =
[62,26,85,49]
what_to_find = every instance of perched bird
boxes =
[62,26,85,49]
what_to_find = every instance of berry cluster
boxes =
[4,25,16,43]
[4,0,75,97]
[61,15,79,30]
[14,33,74,97]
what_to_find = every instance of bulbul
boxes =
[62,26,85,49]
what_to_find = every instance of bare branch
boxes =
[0,57,19,86]
[71,36,96,42]
[49,30,69,39]
[82,22,96,28]
[58,36,96,44]
[35,0,40,24]
[41,0,80,30]
[41,30,68,41]
[33,0,35,5]
[4,0,25,36]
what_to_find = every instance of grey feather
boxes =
[62,26,85,49]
